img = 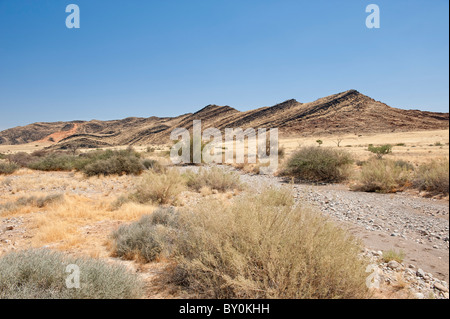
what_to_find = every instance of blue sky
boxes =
[0,0,448,131]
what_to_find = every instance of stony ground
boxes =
[182,165,449,299]
[1,166,449,299]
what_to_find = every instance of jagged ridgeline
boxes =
[0,90,448,149]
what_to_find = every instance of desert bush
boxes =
[382,249,405,263]
[413,160,449,196]
[0,194,64,213]
[277,146,286,159]
[394,160,415,171]
[0,249,143,299]
[282,146,353,183]
[0,162,19,175]
[258,187,294,207]
[352,159,412,193]
[7,152,38,167]
[142,159,164,173]
[171,190,369,299]
[28,154,79,171]
[0,153,6,160]
[368,144,392,159]
[82,155,144,177]
[131,169,186,205]
[185,167,242,192]
[26,149,143,175]
[111,208,178,262]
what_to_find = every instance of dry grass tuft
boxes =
[131,169,186,205]
[185,167,242,193]
[413,159,449,196]
[351,158,412,193]
[0,249,143,299]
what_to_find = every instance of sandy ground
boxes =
[279,129,449,163]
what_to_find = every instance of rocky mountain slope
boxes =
[0,90,448,148]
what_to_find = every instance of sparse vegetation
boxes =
[185,167,242,192]
[7,152,38,167]
[352,159,412,193]
[368,144,393,159]
[413,160,449,196]
[394,160,415,171]
[282,146,353,183]
[131,169,186,205]
[170,190,369,298]
[111,208,178,262]
[0,194,64,213]
[82,154,144,177]
[383,249,405,263]
[5,149,145,176]
[0,249,143,299]
[142,159,164,173]
[109,189,369,299]
[28,154,80,171]
[0,162,19,175]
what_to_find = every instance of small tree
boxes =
[316,140,323,147]
[368,144,392,159]
[67,144,79,156]
[333,138,343,147]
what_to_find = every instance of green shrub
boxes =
[352,159,412,193]
[368,144,392,159]
[28,154,79,171]
[171,190,369,299]
[131,169,186,205]
[0,162,19,175]
[185,167,242,192]
[282,147,353,183]
[413,160,449,196]
[111,208,178,262]
[82,155,144,177]
[0,249,143,299]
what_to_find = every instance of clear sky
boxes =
[0,0,448,131]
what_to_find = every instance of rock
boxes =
[388,260,401,269]
[434,283,449,293]
[417,269,426,277]
[5,226,14,231]
[391,233,399,237]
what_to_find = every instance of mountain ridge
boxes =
[0,90,448,148]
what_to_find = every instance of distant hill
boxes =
[0,90,448,149]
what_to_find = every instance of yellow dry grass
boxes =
[30,195,155,248]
